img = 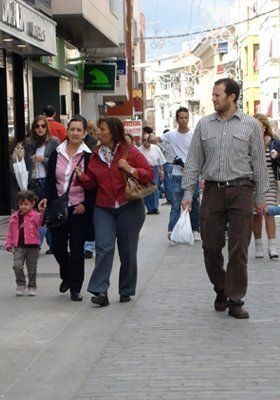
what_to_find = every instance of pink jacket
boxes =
[6,210,43,248]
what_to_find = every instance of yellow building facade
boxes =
[241,34,260,115]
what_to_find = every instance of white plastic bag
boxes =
[170,209,194,245]
[13,157,28,191]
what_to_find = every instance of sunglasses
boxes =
[35,123,47,129]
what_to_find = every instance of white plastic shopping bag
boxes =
[13,157,28,190]
[170,209,194,245]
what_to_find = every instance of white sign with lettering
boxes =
[1,0,24,31]
[29,22,46,41]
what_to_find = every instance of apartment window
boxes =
[217,42,228,54]
[253,43,259,73]
[145,99,154,109]
[160,76,170,91]
[244,46,248,76]
[160,106,164,119]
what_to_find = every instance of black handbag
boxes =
[45,152,85,228]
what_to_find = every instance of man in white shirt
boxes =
[149,107,200,240]
[139,131,166,214]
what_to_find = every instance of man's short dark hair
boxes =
[175,107,189,120]
[143,126,153,134]
[43,105,56,117]
[214,78,240,103]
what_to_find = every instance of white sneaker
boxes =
[16,286,26,296]
[28,288,37,296]
[268,239,279,259]
[167,231,172,241]
[255,239,264,258]
[193,231,201,242]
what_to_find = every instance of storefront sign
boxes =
[84,63,116,91]
[117,59,126,75]
[0,0,56,55]
[1,0,24,31]
[29,22,46,41]
[123,120,142,137]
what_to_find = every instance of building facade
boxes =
[144,26,238,134]
[0,0,56,214]
[0,0,126,215]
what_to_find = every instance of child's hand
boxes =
[6,246,12,252]
[271,149,278,159]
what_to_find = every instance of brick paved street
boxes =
[1,206,280,399]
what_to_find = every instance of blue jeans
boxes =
[168,175,200,232]
[88,200,145,296]
[163,162,173,204]
[267,206,280,216]
[39,226,52,248]
[144,166,160,212]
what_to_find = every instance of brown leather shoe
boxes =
[214,292,228,311]
[228,300,249,319]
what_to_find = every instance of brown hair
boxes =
[17,190,36,204]
[29,115,51,144]
[99,117,126,144]
[254,113,274,139]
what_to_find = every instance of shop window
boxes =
[72,92,80,115]
[60,95,67,116]
[6,57,15,147]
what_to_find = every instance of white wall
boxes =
[81,92,101,124]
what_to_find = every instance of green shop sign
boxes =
[84,63,116,91]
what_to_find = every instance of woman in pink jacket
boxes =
[6,190,44,296]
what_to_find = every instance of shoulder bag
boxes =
[123,149,157,201]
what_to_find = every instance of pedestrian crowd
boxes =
[6,78,280,319]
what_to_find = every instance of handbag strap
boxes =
[65,151,85,196]
[121,147,130,183]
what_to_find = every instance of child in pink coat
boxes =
[6,190,44,296]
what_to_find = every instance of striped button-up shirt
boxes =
[182,110,269,203]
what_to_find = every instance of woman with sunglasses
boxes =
[24,115,59,203]
[22,115,59,251]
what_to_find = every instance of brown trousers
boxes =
[200,182,254,301]
[13,246,40,288]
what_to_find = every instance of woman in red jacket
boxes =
[75,117,153,306]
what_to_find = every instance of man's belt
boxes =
[206,178,253,188]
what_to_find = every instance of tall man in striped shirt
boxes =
[182,78,268,319]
